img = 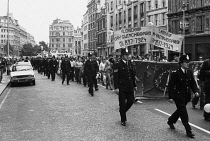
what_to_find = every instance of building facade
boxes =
[146,0,168,58]
[0,14,35,57]
[106,0,147,56]
[87,0,98,53]
[168,0,210,61]
[81,10,89,56]
[73,27,82,56]
[49,19,74,54]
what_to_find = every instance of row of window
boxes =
[147,0,166,11]
[49,26,73,31]
[97,32,107,45]
[49,31,74,36]
[148,13,167,26]
[50,43,73,48]
[88,30,96,42]
[169,15,210,34]
[50,38,73,42]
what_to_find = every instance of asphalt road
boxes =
[0,71,209,141]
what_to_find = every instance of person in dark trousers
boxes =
[198,58,210,121]
[115,48,137,126]
[167,55,199,138]
[49,55,58,81]
[46,57,51,79]
[84,53,99,96]
[61,55,71,85]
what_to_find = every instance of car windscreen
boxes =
[14,65,33,71]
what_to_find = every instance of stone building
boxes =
[168,0,210,60]
[81,10,89,56]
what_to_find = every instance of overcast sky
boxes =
[0,0,88,44]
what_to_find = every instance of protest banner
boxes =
[151,27,183,52]
[114,27,153,50]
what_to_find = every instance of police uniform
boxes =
[61,56,71,85]
[84,53,99,96]
[198,58,210,121]
[115,48,136,126]
[49,56,58,81]
[168,55,199,138]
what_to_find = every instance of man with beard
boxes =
[84,52,99,96]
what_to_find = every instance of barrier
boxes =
[134,61,203,98]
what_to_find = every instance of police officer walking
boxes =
[115,48,137,126]
[84,53,99,96]
[49,55,58,81]
[167,55,199,138]
[61,55,71,85]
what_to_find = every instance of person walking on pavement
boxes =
[198,57,210,121]
[115,48,137,126]
[84,52,99,96]
[61,55,71,85]
[167,55,199,138]
[49,55,58,81]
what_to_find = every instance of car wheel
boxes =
[10,82,14,87]
[32,80,35,86]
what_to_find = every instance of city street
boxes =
[0,71,209,141]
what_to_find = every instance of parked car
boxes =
[10,62,35,86]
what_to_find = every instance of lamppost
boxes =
[7,0,10,57]
[182,2,187,55]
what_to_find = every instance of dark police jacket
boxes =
[61,59,71,72]
[84,59,99,78]
[115,59,136,91]
[168,68,198,103]
[49,59,58,70]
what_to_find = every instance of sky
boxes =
[0,0,88,44]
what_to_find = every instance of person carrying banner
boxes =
[167,55,199,138]
[115,48,137,126]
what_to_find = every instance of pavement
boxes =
[0,72,10,96]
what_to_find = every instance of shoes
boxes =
[95,88,99,91]
[89,92,94,96]
[62,80,64,84]
[186,132,195,138]
[204,117,210,121]
[192,103,196,108]
[121,121,126,126]
[67,83,69,85]
[167,121,175,129]
[134,99,138,103]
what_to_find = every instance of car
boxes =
[10,62,35,86]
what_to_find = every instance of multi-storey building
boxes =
[49,19,74,54]
[96,1,107,57]
[87,0,98,53]
[73,27,82,56]
[168,0,210,61]
[81,10,89,56]
[106,0,147,56]
[0,14,35,57]
[146,0,168,58]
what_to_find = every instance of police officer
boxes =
[198,57,210,121]
[115,48,137,126]
[167,55,199,138]
[61,55,71,85]
[84,52,99,96]
[49,55,58,81]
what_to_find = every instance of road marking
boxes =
[155,108,210,135]
[0,89,11,110]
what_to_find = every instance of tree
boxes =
[39,41,49,52]
[4,42,14,56]
[20,43,36,56]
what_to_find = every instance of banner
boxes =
[151,27,184,52]
[114,27,153,50]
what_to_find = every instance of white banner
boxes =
[114,27,153,50]
[151,27,183,52]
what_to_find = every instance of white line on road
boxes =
[155,108,210,135]
[0,89,11,110]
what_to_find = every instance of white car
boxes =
[10,62,35,86]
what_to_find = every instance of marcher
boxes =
[49,55,58,81]
[84,53,99,96]
[75,57,83,84]
[61,55,71,85]
[198,57,210,121]
[115,48,137,126]
[167,55,199,138]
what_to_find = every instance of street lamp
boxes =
[182,2,187,55]
[7,0,10,57]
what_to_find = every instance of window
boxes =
[162,13,166,25]
[155,0,158,9]
[128,8,131,21]
[206,17,210,30]
[155,14,158,25]
[124,10,126,24]
[196,15,204,33]
[148,1,151,10]
[148,15,151,22]
[111,1,113,11]
[111,15,113,27]
[69,38,71,42]
[162,0,166,7]
[134,5,138,19]
[63,43,65,47]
